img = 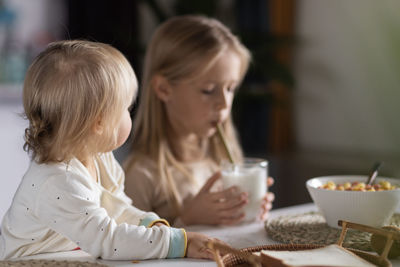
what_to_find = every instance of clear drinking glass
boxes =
[221,158,268,222]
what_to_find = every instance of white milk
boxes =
[221,158,268,222]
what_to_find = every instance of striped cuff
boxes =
[167,228,187,258]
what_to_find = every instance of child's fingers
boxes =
[261,197,273,209]
[199,172,221,194]
[259,202,273,221]
[260,209,270,221]
[198,246,215,260]
[215,241,232,256]
[204,239,231,260]
[266,192,275,202]
[218,193,248,210]
[261,202,273,214]
[267,177,274,186]
[205,249,215,260]
[261,192,275,203]
[210,186,240,202]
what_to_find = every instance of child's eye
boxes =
[227,86,236,93]
[227,83,238,93]
[201,88,215,95]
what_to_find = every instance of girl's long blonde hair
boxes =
[125,15,250,210]
[23,40,137,163]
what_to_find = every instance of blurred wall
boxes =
[294,0,400,158]
[268,0,400,208]
[0,0,66,221]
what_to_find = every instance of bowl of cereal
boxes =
[306,175,400,228]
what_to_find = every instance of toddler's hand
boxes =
[180,172,248,225]
[186,232,229,260]
[259,177,275,221]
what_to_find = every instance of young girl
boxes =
[124,15,274,226]
[0,40,224,260]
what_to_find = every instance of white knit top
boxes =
[0,152,186,260]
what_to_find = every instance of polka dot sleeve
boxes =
[33,174,175,260]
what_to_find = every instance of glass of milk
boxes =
[221,158,268,222]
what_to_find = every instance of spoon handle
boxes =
[367,161,383,185]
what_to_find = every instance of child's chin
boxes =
[196,129,215,139]
[206,128,217,138]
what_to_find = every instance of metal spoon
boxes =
[366,161,383,185]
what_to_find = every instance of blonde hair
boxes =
[23,40,137,163]
[125,15,251,210]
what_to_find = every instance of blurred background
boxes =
[1,0,400,220]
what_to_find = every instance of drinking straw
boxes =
[216,124,235,164]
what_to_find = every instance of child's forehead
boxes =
[192,54,242,85]
[183,77,239,89]
[192,78,238,85]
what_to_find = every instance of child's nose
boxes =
[215,89,229,110]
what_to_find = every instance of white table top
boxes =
[11,203,400,266]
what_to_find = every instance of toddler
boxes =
[124,15,274,226]
[0,40,223,260]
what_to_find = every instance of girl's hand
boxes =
[186,232,229,259]
[258,177,275,221]
[180,172,248,225]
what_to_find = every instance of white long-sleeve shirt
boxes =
[0,152,186,260]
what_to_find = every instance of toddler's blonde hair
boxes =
[125,15,251,211]
[23,40,137,163]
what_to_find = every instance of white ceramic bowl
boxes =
[306,175,400,228]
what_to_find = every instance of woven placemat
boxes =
[265,212,400,251]
[0,260,108,267]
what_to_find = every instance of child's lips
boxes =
[211,120,220,128]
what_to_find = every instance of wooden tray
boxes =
[222,244,390,267]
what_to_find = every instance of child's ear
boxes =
[152,74,171,102]
[93,117,104,135]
